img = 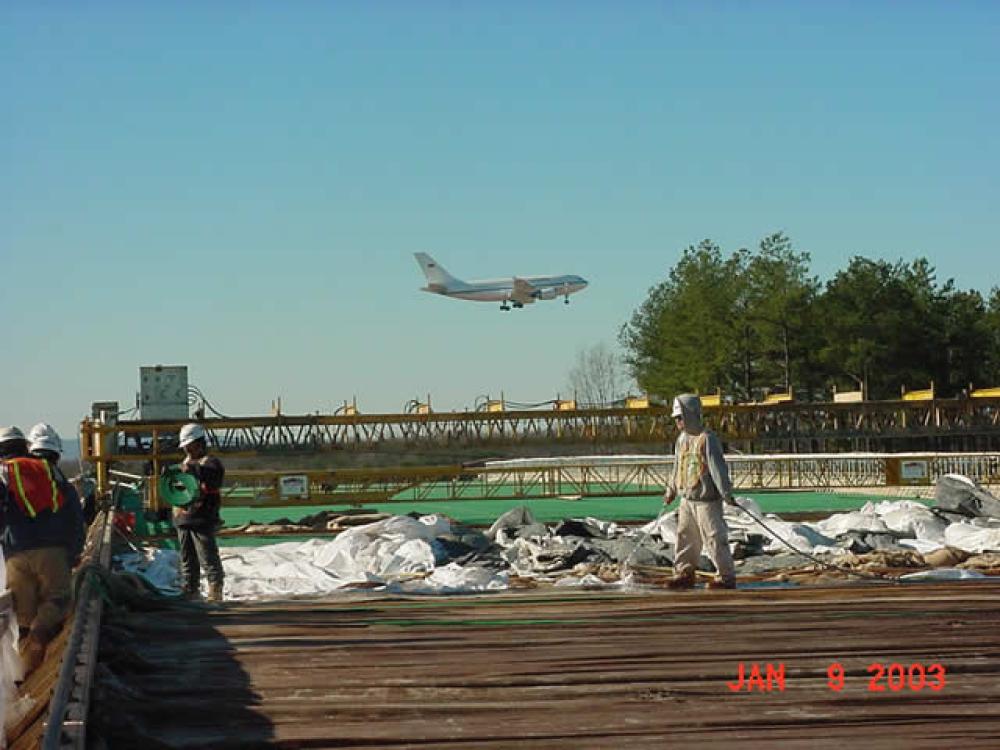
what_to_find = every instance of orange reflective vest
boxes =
[2,457,63,518]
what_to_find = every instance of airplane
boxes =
[414,252,588,311]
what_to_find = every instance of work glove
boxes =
[723,495,738,507]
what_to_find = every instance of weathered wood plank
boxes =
[85,581,1000,748]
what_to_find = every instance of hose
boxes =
[622,500,903,584]
[730,498,901,584]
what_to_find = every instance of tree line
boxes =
[618,233,1000,403]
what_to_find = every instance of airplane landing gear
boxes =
[500,302,511,311]
[564,296,570,304]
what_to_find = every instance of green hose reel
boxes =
[158,466,200,507]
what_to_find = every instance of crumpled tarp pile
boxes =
[116,473,1000,600]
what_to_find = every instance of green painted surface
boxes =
[216,490,925,529]
[148,489,927,548]
[389,482,655,502]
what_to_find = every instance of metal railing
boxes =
[79,395,1000,496]
[42,508,113,749]
[192,452,1000,508]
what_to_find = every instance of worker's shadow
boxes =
[90,596,275,749]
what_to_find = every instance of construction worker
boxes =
[30,422,97,526]
[27,422,64,462]
[662,394,737,590]
[27,423,87,552]
[0,426,85,676]
[173,423,225,602]
[29,422,93,536]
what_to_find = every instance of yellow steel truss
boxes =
[111,453,1000,511]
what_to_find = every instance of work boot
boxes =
[667,572,696,590]
[706,578,737,590]
[207,582,224,603]
[19,635,46,678]
[181,588,202,602]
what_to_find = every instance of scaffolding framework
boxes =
[83,396,1000,457]
[107,452,1000,510]
[80,397,1000,501]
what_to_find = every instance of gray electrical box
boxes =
[139,365,189,420]
[91,401,120,421]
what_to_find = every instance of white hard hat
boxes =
[179,423,207,448]
[28,423,63,455]
[671,398,684,418]
[0,426,26,444]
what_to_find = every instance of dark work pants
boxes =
[175,526,224,593]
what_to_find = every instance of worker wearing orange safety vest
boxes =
[30,421,94,526]
[0,425,85,677]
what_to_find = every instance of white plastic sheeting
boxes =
[816,509,890,537]
[897,538,948,555]
[500,537,582,576]
[1,609,25,736]
[1,547,24,738]
[120,514,459,600]
[731,498,992,556]
[943,521,1000,554]
[639,512,678,544]
[114,477,1000,601]
[390,563,509,594]
[312,513,450,581]
[757,519,836,554]
[726,497,836,554]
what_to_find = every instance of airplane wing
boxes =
[511,277,539,304]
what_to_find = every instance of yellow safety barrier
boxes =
[763,390,793,405]
[832,388,864,403]
[336,398,361,416]
[971,387,1000,399]
[625,396,649,409]
[902,383,934,402]
[700,390,722,407]
[554,399,577,411]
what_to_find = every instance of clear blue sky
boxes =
[3,1,998,439]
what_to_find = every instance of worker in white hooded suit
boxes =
[662,394,737,590]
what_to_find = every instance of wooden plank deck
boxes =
[91,581,1000,749]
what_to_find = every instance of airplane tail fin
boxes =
[414,253,464,291]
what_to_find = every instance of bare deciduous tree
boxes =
[567,342,630,407]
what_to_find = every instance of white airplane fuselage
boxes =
[415,253,588,309]
[434,274,589,302]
